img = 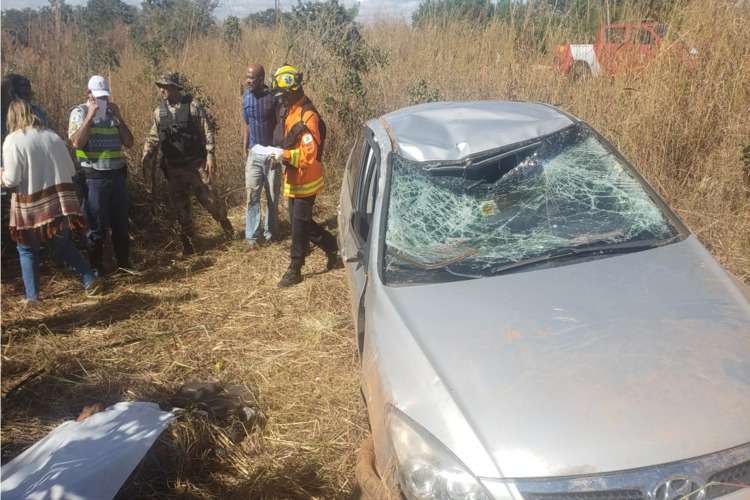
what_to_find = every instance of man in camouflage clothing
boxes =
[142,73,233,255]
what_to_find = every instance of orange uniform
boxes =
[281,100,324,198]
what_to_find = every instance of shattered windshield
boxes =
[384,124,679,283]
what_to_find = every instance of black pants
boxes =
[288,195,337,265]
[81,169,130,269]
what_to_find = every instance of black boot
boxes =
[326,251,343,271]
[220,219,235,241]
[114,248,131,272]
[181,235,196,256]
[278,262,303,288]
[88,242,104,277]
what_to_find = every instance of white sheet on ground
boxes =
[1,402,176,500]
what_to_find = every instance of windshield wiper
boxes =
[423,141,542,175]
[490,235,682,275]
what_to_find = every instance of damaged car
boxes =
[338,101,750,500]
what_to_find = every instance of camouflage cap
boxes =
[155,72,183,89]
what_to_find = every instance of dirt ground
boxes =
[1,195,368,499]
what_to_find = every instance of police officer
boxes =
[142,73,234,255]
[270,65,342,287]
[69,75,134,275]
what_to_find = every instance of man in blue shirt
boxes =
[242,64,279,249]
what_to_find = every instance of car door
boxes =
[339,126,381,350]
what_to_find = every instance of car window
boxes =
[347,131,366,199]
[353,141,380,243]
[356,147,375,206]
[606,27,626,44]
[383,123,679,284]
[632,28,653,45]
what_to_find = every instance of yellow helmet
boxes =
[272,64,303,95]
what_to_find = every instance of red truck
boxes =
[555,21,698,77]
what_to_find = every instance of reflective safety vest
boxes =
[281,98,324,198]
[75,105,125,171]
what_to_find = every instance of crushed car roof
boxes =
[381,101,576,162]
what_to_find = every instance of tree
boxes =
[223,15,241,45]
[244,7,287,27]
[285,0,383,105]
[2,9,42,46]
[130,0,218,68]
[1,2,74,46]
[412,0,496,26]
[283,0,385,158]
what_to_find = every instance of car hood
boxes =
[381,236,750,478]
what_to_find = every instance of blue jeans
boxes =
[81,169,130,269]
[245,151,280,242]
[16,225,96,301]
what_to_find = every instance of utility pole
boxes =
[275,0,280,26]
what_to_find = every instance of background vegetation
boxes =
[2,0,748,281]
[2,0,749,497]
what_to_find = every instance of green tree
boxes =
[283,0,386,159]
[77,0,136,32]
[287,0,376,96]
[244,7,288,27]
[223,15,241,45]
[1,9,43,46]
[1,1,74,46]
[74,0,138,70]
[412,0,496,26]
[130,0,218,68]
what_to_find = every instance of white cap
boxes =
[87,75,110,98]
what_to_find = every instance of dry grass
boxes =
[2,0,750,497]
[2,201,365,498]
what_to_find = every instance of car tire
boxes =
[355,435,392,500]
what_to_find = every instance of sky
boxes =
[1,0,422,21]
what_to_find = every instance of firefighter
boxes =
[142,73,234,255]
[271,65,342,288]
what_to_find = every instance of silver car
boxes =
[338,101,750,500]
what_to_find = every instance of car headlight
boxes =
[387,406,492,500]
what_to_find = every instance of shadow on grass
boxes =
[116,255,217,287]
[1,367,173,464]
[1,291,162,334]
[119,458,362,500]
[2,368,358,500]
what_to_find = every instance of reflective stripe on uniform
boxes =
[76,150,124,160]
[284,176,324,197]
[289,148,300,168]
[89,127,120,135]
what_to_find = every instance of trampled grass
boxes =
[2,0,749,497]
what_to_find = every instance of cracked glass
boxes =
[384,124,678,283]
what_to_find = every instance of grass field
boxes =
[2,0,749,497]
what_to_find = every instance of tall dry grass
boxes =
[3,0,748,279]
[1,1,749,496]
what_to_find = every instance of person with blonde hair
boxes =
[1,99,98,302]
